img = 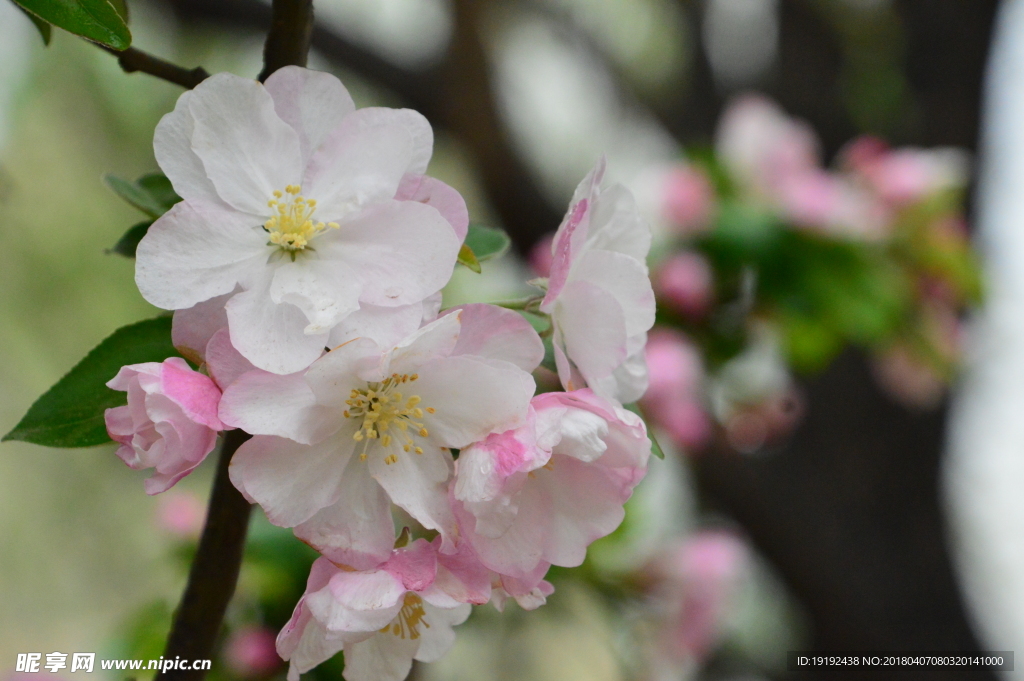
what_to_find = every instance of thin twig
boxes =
[98,45,209,89]
[258,0,314,82]
[160,430,252,680]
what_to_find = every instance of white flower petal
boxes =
[589,334,649,404]
[320,200,459,307]
[153,90,224,206]
[586,183,652,261]
[445,303,544,372]
[570,249,655,337]
[188,73,303,215]
[270,259,362,334]
[295,459,395,570]
[369,446,455,546]
[219,368,339,443]
[303,337,382,408]
[135,201,266,310]
[304,108,432,218]
[413,603,471,663]
[327,300,435,350]
[264,66,355,167]
[386,311,462,376]
[225,274,329,374]
[342,631,419,681]
[229,431,355,527]
[554,280,628,383]
[414,356,535,448]
[171,293,232,365]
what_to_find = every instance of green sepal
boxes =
[464,223,511,262]
[3,316,181,448]
[457,243,481,273]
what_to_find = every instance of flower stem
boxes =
[97,45,209,89]
[159,429,252,680]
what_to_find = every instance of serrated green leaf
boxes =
[12,0,131,50]
[624,402,665,459]
[457,243,481,273]
[105,173,180,218]
[107,219,151,257]
[464,223,511,262]
[16,4,52,44]
[3,316,180,448]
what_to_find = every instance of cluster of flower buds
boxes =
[102,67,655,681]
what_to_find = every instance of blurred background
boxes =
[0,0,1017,679]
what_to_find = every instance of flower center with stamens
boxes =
[265,184,338,252]
[383,593,430,640]
[344,373,437,465]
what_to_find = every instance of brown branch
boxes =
[160,429,252,680]
[99,45,209,89]
[258,0,315,82]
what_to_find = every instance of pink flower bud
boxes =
[105,357,225,495]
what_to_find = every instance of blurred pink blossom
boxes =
[654,252,714,318]
[640,329,711,450]
[528,234,554,277]
[156,489,206,539]
[647,530,748,665]
[225,627,282,678]
[842,136,969,207]
[661,165,715,234]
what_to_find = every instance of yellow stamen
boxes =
[264,184,339,252]
[346,373,434,464]
[381,593,430,640]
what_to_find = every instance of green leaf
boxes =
[457,243,481,273]
[105,172,180,219]
[623,402,665,459]
[12,0,131,50]
[3,316,180,448]
[107,219,151,257]
[464,223,511,262]
[16,4,52,44]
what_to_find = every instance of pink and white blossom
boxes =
[105,357,226,494]
[278,539,485,681]
[452,389,650,578]
[222,310,538,568]
[540,159,656,404]
[136,67,463,375]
